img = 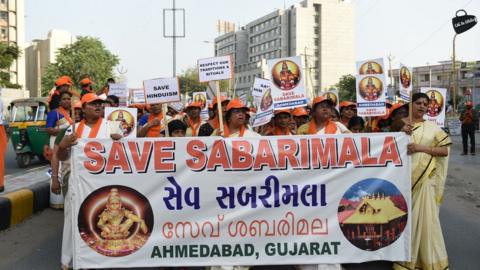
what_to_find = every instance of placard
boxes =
[130,88,145,104]
[355,59,387,117]
[143,77,181,104]
[105,107,137,138]
[421,87,447,127]
[267,56,308,110]
[109,84,128,107]
[192,92,209,120]
[252,78,274,127]
[399,65,412,101]
[198,55,233,82]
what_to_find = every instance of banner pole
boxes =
[162,103,170,137]
[409,91,413,123]
[215,81,225,135]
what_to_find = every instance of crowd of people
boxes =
[43,74,457,270]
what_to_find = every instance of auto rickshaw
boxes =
[8,98,49,167]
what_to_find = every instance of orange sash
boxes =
[307,119,337,134]
[146,113,164,137]
[188,118,202,137]
[223,124,245,137]
[209,116,220,129]
[76,118,103,138]
[273,127,291,136]
[57,107,73,125]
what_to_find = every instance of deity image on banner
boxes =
[322,92,338,107]
[193,92,207,110]
[359,61,384,75]
[107,110,135,137]
[78,185,153,257]
[425,89,444,117]
[400,67,411,89]
[358,76,383,101]
[338,178,408,251]
[271,60,301,90]
[260,88,273,111]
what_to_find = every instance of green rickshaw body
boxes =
[8,98,49,167]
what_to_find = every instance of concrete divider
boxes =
[0,181,50,231]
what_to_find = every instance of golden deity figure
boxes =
[364,77,380,101]
[279,61,297,89]
[98,188,148,240]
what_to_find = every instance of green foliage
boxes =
[336,74,356,101]
[41,36,119,96]
[0,43,22,88]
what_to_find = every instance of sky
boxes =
[25,0,480,88]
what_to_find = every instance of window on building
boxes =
[314,27,319,35]
[437,75,442,81]
[423,74,430,82]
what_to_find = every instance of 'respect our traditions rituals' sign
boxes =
[251,78,274,127]
[398,65,413,101]
[421,87,447,127]
[71,133,411,268]
[143,77,181,104]
[355,59,387,117]
[198,55,233,82]
[267,56,308,109]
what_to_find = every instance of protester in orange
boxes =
[264,109,294,135]
[292,107,309,129]
[56,93,122,270]
[137,103,165,137]
[199,96,229,136]
[339,101,357,126]
[212,99,259,137]
[185,102,204,137]
[460,101,477,155]
[48,76,77,110]
[297,96,350,135]
[79,77,94,97]
[73,101,83,122]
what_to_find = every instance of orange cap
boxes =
[73,100,82,109]
[466,101,473,106]
[339,101,356,108]
[226,99,248,112]
[79,78,93,86]
[292,107,308,117]
[312,96,334,108]
[186,101,203,109]
[55,76,73,87]
[81,93,103,105]
[212,96,230,107]
[274,109,291,115]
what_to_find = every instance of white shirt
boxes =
[65,118,122,138]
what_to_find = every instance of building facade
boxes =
[390,60,480,105]
[25,29,75,97]
[214,0,354,98]
[0,0,25,88]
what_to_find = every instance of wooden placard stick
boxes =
[162,103,170,137]
[215,81,224,135]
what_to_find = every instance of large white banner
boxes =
[421,87,447,127]
[355,59,387,117]
[71,134,411,268]
[267,56,308,110]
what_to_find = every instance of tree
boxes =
[336,74,356,101]
[41,36,119,96]
[0,43,22,89]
